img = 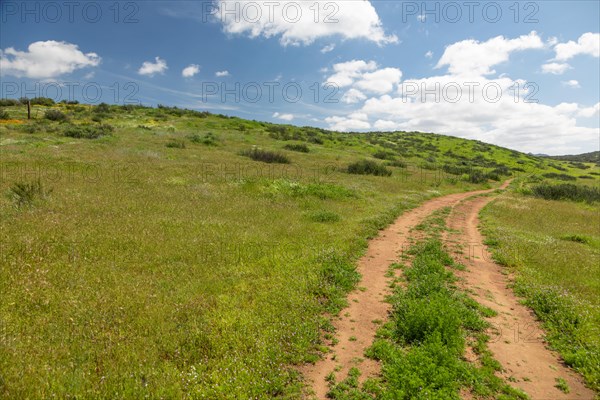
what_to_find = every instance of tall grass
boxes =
[531,183,600,203]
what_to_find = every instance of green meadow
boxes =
[0,101,598,397]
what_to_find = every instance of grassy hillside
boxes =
[0,100,598,398]
[543,151,600,165]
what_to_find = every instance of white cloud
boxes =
[578,103,600,118]
[436,31,544,76]
[425,50,433,59]
[0,40,100,79]
[273,112,294,121]
[541,62,571,75]
[341,88,367,104]
[216,70,230,77]
[138,57,168,76]
[554,32,600,61]
[326,59,377,87]
[215,1,397,46]
[324,115,370,131]
[374,119,400,130]
[354,67,402,94]
[562,80,580,88]
[321,43,336,53]
[182,64,200,77]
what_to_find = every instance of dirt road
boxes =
[445,195,594,399]
[301,181,593,399]
[301,184,507,399]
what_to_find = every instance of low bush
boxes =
[347,160,392,177]
[531,183,600,203]
[45,109,67,121]
[283,143,309,153]
[0,99,20,107]
[240,148,290,164]
[0,108,9,120]
[63,124,114,139]
[307,210,340,223]
[166,139,186,149]
[542,173,577,181]
[188,132,218,146]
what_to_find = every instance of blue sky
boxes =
[1,0,599,154]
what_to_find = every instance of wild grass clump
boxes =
[188,132,218,146]
[347,160,391,177]
[542,173,577,181]
[45,109,67,121]
[531,183,600,203]
[283,143,309,153]
[308,210,340,223]
[0,108,10,119]
[240,148,290,164]
[166,139,186,148]
[63,124,114,139]
[266,179,354,200]
[8,179,52,207]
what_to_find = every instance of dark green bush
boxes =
[531,183,600,203]
[95,103,111,113]
[347,160,392,177]
[543,173,577,181]
[0,99,19,107]
[30,97,55,106]
[283,143,309,153]
[63,124,114,139]
[239,148,290,164]
[45,109,67,121]
[166,139,186,149]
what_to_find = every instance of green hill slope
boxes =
[0,100,598,398]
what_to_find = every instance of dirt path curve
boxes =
[301,183,510,399]
[445,194,594,399]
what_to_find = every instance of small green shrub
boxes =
[8,179,52,207]
[347,160,392,177]
[308,211,340,223]
[542,173,577,181]
[0,99,20,107]
[283,143,309,153]
[531,183,600,203]
[188,133,218,146]
[63,124,114,139]
[240,148,290,164]
[0,108,9,119]
[95,103,111,113]
[166,139,186,149]
[45,109,67,121]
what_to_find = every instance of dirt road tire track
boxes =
[445,195,595,399]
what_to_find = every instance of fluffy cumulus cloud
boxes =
[553,32,600,61]
[0,40,100,79]
[322,31,599,154]
[182,64,200,77]
[138,57,168,76]
[214,0,397,46]
[542,62,571,75]
[273,112,294,121]
[436,31,544,76]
